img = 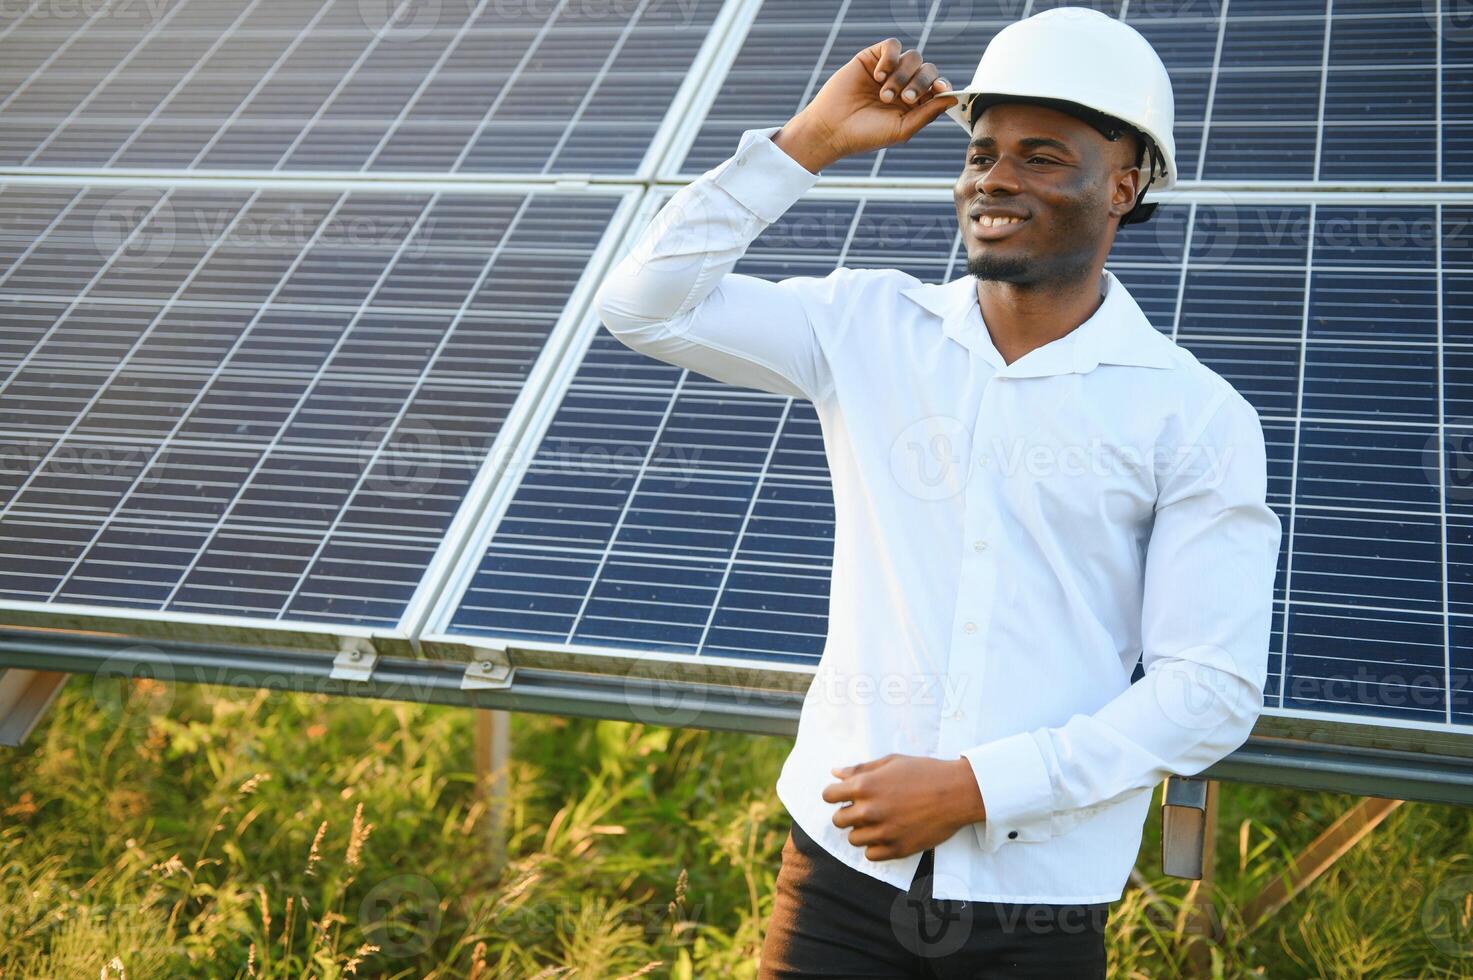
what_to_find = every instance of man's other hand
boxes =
[823,752,986,862]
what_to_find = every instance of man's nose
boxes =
[976,155,1024,195]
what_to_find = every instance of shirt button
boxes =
[972,539,987,552]
[1007,830,1018,839]
[977,454,990,467]
[962,621,977,634]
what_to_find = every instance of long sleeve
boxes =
[593,125,856,404]
[958,387,1282,853]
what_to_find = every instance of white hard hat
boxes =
[934,6,1177,225]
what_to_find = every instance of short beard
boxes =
[967,250,1031,283]
[964,202,1110,291]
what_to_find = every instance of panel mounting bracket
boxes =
[1161,774,1211,879]
[460,644,514,691]
[331,637,380,683]
[0,669,69,747]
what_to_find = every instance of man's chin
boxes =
[966,251,1031,283]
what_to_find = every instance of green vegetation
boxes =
[0,677,1470,978]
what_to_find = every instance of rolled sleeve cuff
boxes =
[959,730,1056,852]
[709,125,822,224]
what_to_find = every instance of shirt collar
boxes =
[899,268,1177,378]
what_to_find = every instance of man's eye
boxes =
[969,155,1056,166]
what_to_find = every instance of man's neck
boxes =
[976,271,1107,367]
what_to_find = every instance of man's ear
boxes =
[1109,134,1145,220]
[1109,162,1142,223]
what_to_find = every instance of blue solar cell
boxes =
[1314,206,1438,267]
[1179,270,1306,338]
[1220,16,1326,67]
[574,556,729,653]
[1212,70,1324,121]
[1283,606,1445,723]
[1180,338,1299,418]
[1302,344,1437,423]
[1309,272,1437,342]
[1329,14,1438,66]
[1292,510,1443,612]
[1295,422,1440,511]
[1441,348,1473,420]
[1447,125,1473,180]
[1320,125,1437,181]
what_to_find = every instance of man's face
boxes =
[951,101,1142,288]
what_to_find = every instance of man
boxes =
[595,7,1280,978]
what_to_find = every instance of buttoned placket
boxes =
[932,368,1009,897]
[938,374,1004,753]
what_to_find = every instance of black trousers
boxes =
[759,817,1111,979]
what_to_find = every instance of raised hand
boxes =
[773,38,958,174]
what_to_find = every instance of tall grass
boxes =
[0,677,1470,978]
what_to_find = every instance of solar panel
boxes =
[426,184,1473,734]
[5,0,1473,751]
[0,180,636,643]
[0,0,731,177]
[664,0,1469,184]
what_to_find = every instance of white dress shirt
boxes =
[593,125,1282,903]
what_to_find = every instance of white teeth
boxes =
[977,215,1023,228]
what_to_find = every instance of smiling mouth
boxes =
[970,214,1029,238]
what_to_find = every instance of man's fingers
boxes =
[898,90,957,138]
[820,780,851,804]
[879,48,924,102]
[871,37,902,82]
[902,64,942,104]
[846,825,890,849]
[841,756,883,775]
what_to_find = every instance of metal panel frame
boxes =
[3,626,1471,807]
